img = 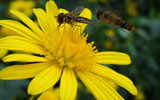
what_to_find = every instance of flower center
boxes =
[43,26,97,70]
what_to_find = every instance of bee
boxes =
[56,6,94,27]
[95,9,135,31]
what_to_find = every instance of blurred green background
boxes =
[0,0,160,100]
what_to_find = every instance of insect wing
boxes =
[71,6,84,15]
[73,17,94,24]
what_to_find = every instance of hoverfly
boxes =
[56,6,94,27]
[95,9,135,31]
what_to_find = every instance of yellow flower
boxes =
[104,29,115,50]
[105,29,115,37]
[0,0,137,100]
[104,40,113,50]
[126,0,138,16]
[8,0,35,18]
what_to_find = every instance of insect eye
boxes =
[58,13,65,17]
[57,13,65,24]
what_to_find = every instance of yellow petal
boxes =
[96,51,131,65]
[58,8,69,14]
[76,8,92,33]
[38,88,59,100]
[33,8,53,33]
[46,0,58,27]
[0,49,8,58]
[77,70,124,100]
[0,20,41,44]
[60,67,77,100]
[0,26,18,36]
[0,62,52,79]
[0,36,45,55]
[90,64,138,95]
[28,65,62,95]
[3,54,48,62]
[10,10,44,38]
[104,79,118,90]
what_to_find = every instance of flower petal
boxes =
[104,79,118,90]
[77,70,124,100]
[96,52,131,65]
[3,54,48,62]
[10,10,44,38]
[0,36,45,55]
[0,20,41,44]
[46,0,58,27]
[33,8,53,33]
[38,88,59,100]
[28,65,62,95]
[0,62,52,79]
[0,49,8,58]
[60,67,78,100]
[76,8,92,33]
[58,8,69,14]
[90,64,137,95]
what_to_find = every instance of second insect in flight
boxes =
[95,9,135,31]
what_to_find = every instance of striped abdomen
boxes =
[104,17,135,31]
[115,19,135,31]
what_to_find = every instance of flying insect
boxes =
[56,6,94,27]
[95,9,135,31]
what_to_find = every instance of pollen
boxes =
[43,25,97,70]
